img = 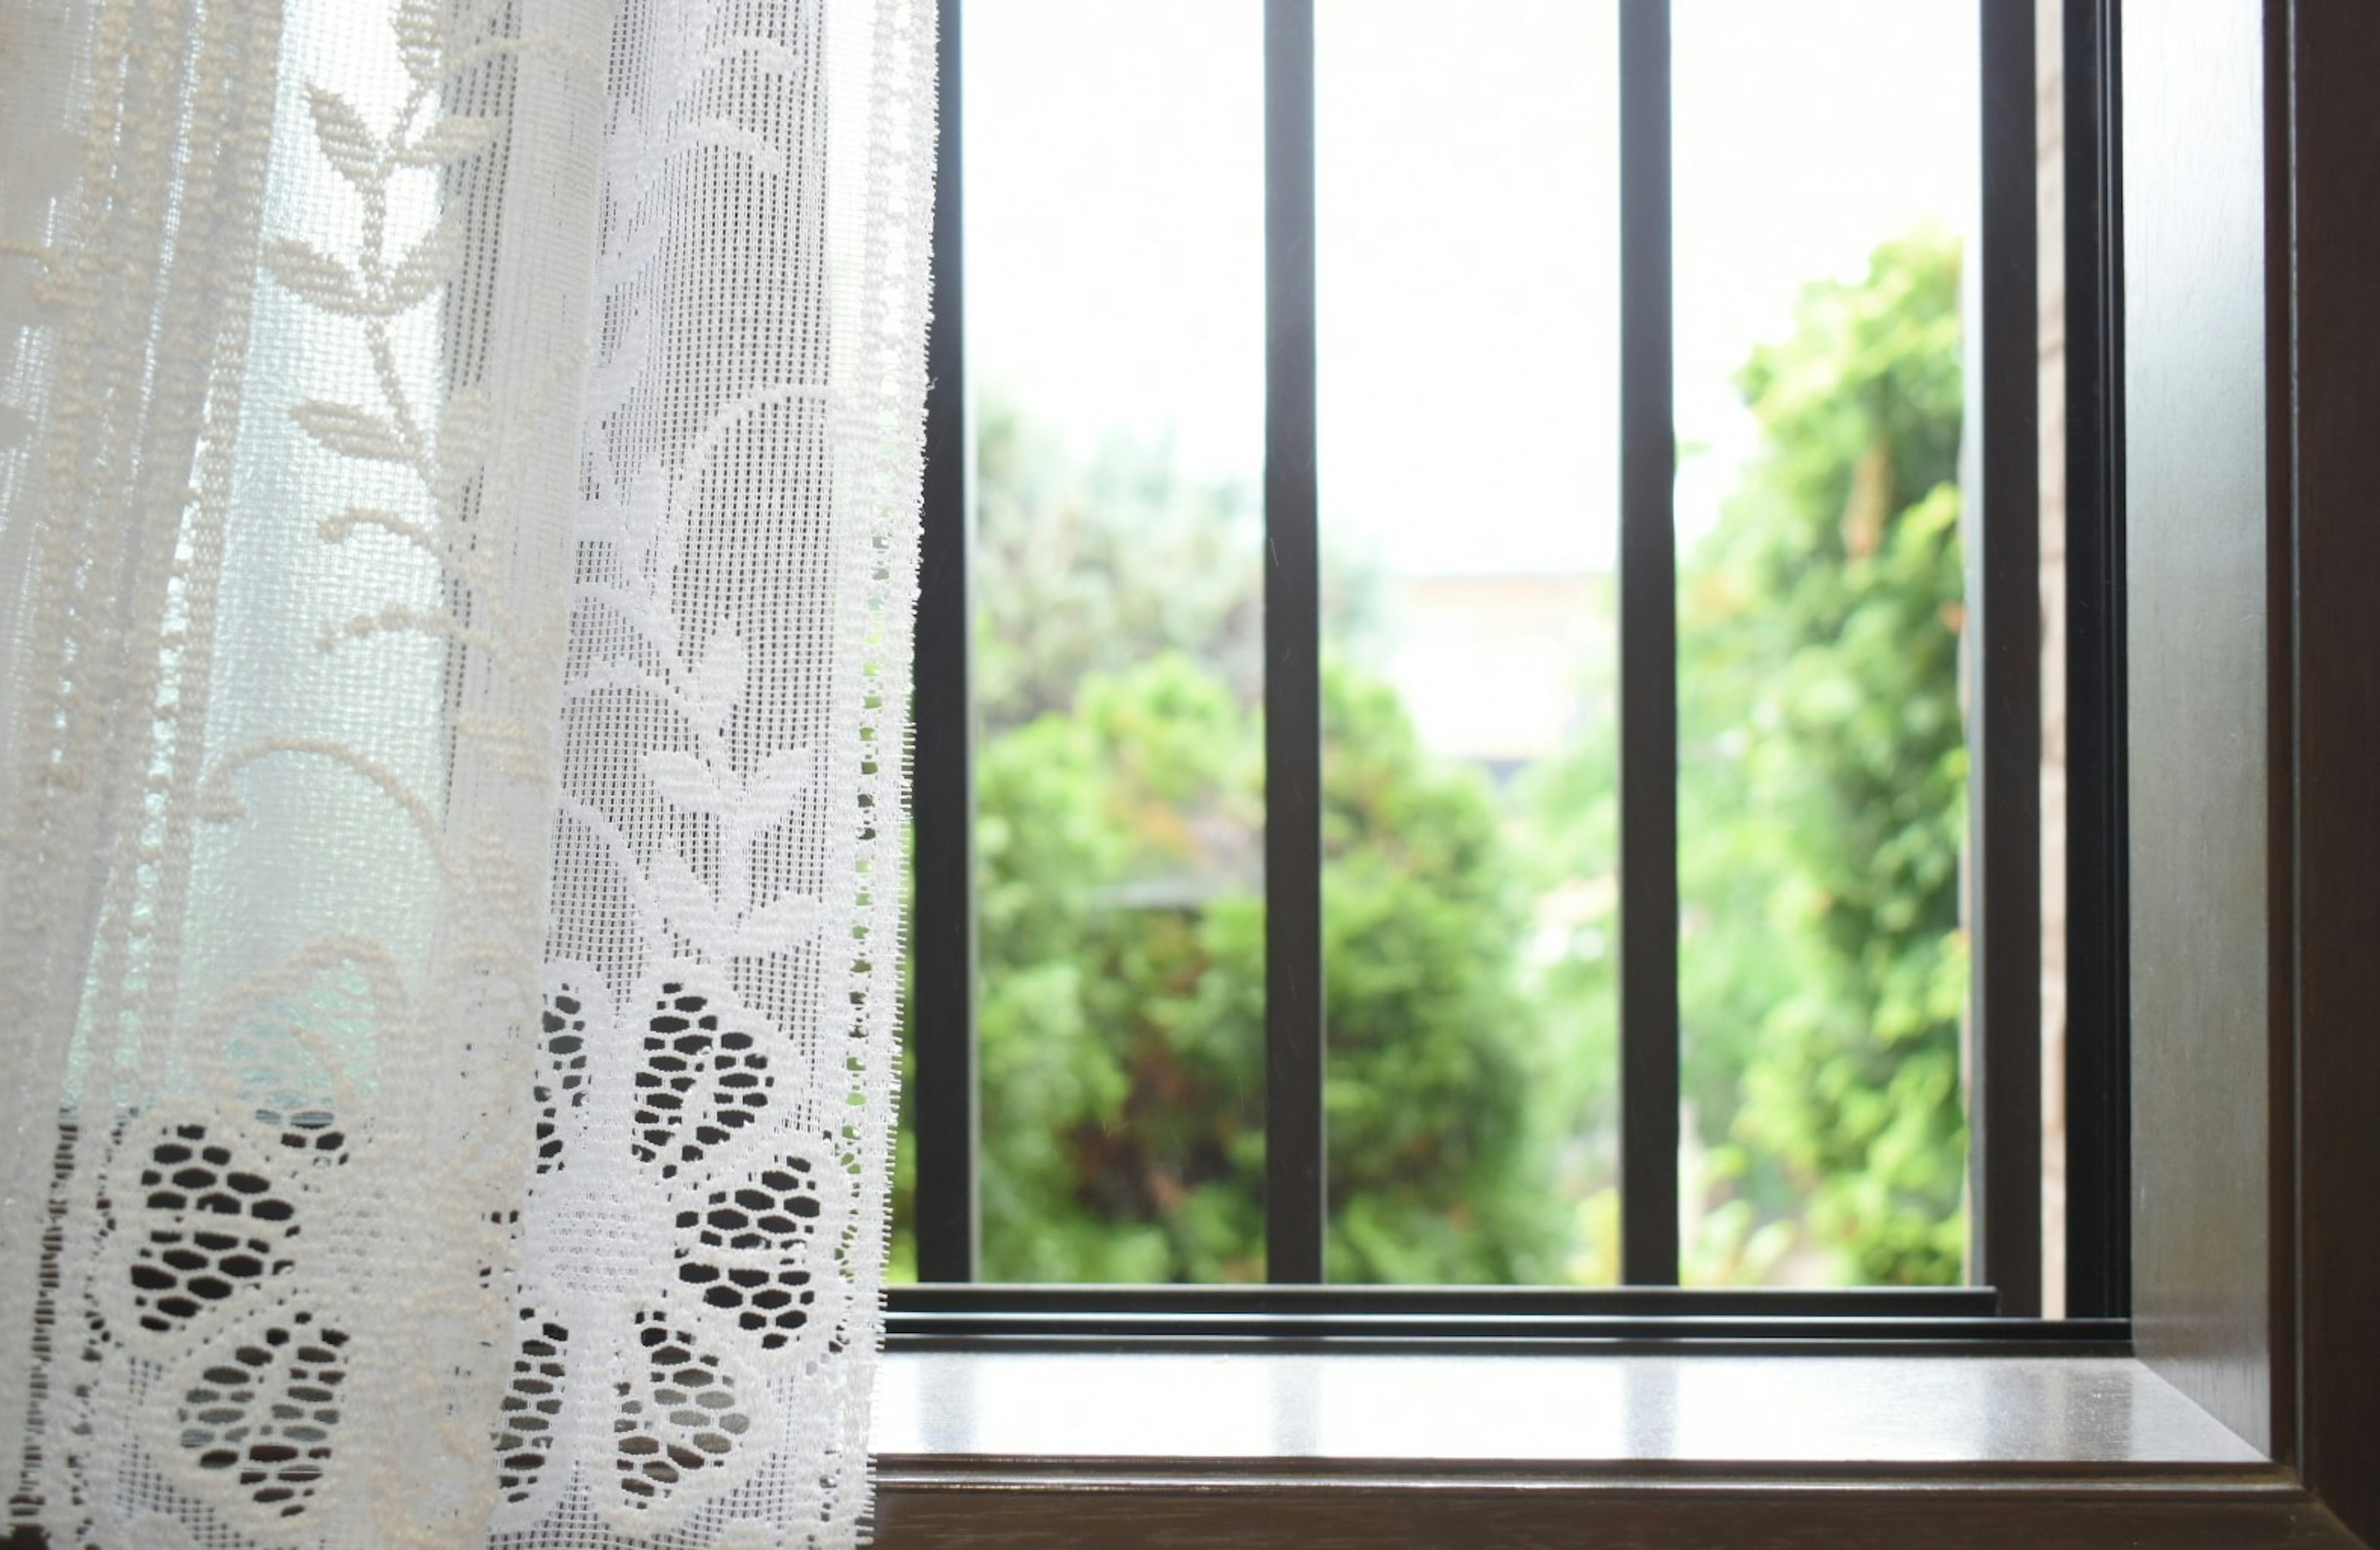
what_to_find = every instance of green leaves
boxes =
[1672,227,1970,1286]
[962,652,1558,1285]
[933,395,1561,1283]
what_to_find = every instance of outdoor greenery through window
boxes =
[894,0,1986,1288]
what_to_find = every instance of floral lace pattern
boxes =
[0,0,932,1544]
[502,0,933,1539]
[491,966,855,1531]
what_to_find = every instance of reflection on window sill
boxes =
[873,1348,2263,1471]
[868,1350,2343,1548]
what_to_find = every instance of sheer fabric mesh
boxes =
[0,0,933,1544]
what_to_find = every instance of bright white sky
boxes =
[963,0,1977,578]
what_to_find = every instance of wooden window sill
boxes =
[870,1350,2359,1548]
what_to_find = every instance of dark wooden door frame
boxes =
[2126,7,2380,1546]
[2271,0,2380,1538]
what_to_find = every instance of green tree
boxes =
[1506,710,1624,1284]
[1677,227,1970,1284]
[1319,667,1564,1282]
[972,652,1264,1282]
[895,400,1560,1284]
[1512,227,1970,1287]
[964,648,1562,1284]
[972,405,1263,733]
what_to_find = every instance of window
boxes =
[897,0,2113,1322]
[869,0,2380,1540]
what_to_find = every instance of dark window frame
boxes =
[899,0,2133,1336]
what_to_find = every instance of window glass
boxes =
[1315,0,1623,1284]
[963,0,1268,1282]
[1672,0,1978,1287]
[895,1,1998,1292]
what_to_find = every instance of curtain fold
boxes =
[0,0,933,1544]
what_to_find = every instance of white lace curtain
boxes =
[0,0,933,1544]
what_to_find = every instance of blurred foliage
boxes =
[972,408,1261,733]
[893,228,1972,1287]
[963,649,1561,1282]
[1674,227,1971,1284]
[971,405,1380,736]
[1317,667,1567,1282]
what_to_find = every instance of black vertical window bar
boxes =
[2061,0,2128,1319]
[1263,0,1326,1285]
[912,0,978,1284]
[1616,0,1680,1288]
[1973,0,2043,1316]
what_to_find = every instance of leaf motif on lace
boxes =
[249,3,560,713]
[522,5,863,1528]
[501,0,932,1536]
[66,0,583,1538]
